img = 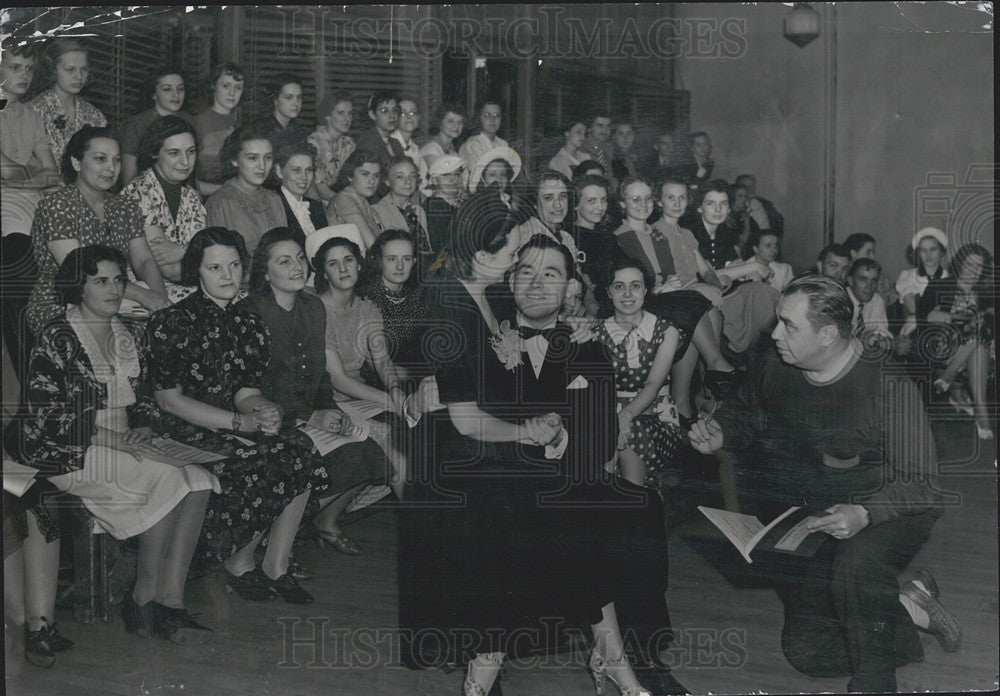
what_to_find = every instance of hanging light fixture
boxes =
[784,3,821,48]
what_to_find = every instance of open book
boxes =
[698,506,830,564]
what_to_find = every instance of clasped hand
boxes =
[308,409,362,437]
[525,413,563,447]
[246,404,281,434]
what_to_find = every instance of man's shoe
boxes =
[900,576,961,652]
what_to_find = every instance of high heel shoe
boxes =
[154,603,213,645]
[222,567,277,601]
[589,647,652,696]
[122,596,159,638]
[316,529,362,555]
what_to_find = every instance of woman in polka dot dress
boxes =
[594,255,686,492]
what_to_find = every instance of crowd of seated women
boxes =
[2,35,993,687]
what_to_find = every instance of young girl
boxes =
[594,256,684,490]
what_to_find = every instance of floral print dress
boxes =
[120,168,207,303]
[148,290,330,557]
[594,311,685,490]
[27,89,107,167]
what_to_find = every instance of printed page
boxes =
[698,506,765,563]
[3,459,39,497]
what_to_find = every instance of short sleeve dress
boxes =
[594,311,686,490]
[25,186,143,335]
[147,290,330,556]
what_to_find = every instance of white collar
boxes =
[603,311,656,345]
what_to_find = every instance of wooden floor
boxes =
[5,417,997,695]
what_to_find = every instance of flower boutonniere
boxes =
[53,114,68,131]
[490,320,524,371]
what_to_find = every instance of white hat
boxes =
[469,146,522,194]
[911,227,948,251]
[305,223,366,266]
[427,154,465,179]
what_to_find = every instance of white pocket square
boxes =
[567,375,588,390]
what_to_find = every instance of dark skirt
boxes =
[644,289,713,358]
[398,428,672,668]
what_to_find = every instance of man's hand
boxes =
[688,416,724,454]
[805,503,870,540]
[525,413,562,447]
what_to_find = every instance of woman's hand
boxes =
[616,410,633,450]
[564,316,596,343]
[388,386,407,416]
[899,315,918,336]
[250,404,281,434]
[147,236,186,266]
[927,309,952,324]
[134,286,171,312]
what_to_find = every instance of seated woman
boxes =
[357,229,433,380]
[245,228,392,554]
[399,203,682,695]
[467,146,521,207]
[418,103,464,171]
[897,227,949,342]
[917,243,994,440]
[307,89,356,203]
[422,154,465,254]
[681,179,780,356]
[613,176,738,419]
[372,157,434,261]
[272,143,327,245]
[548,119,591,179]
[148,227,330,604]
[120,115,204,304]
[27,38,107,168]
[594,255,684,491]
[25,245,217,643]
[312,233,407,496]
[193,62,244,198]
[120,67,193,184]
[205,125,285,257]
[327,149,384,253]
[570,174,625,316]
[259,73,309,154]
[745,228,794,293]
[25,126,170,339]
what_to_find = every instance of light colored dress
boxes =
[35,308,218,540]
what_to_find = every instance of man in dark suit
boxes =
[355,92,406,199]
[356,91,406,168]
[506,236,686,694]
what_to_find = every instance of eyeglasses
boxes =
[377,106,401,115]
[400,109,419,117]
[628,195,654,205]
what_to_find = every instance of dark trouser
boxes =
[766,510,938,692]
[1,233,37,393]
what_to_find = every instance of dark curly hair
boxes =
[53,244,127,306]
[179,227,249,287]
[60,125,118,184]
[137,115,197,175]
[312,236,363,294]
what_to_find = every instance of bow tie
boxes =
[520,326,557,342]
